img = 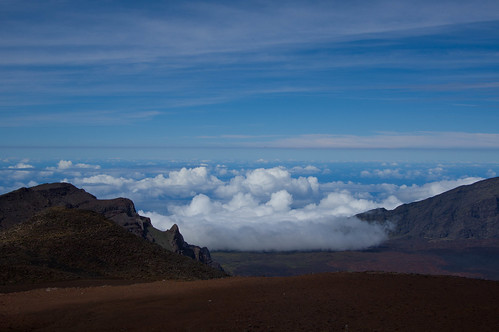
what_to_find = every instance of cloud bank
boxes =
[140,183,396,251]
[65,164,483,250]
[138,173,480,251]
[69,165,398,250]
[1,159,487,251]
[142,208,391,252]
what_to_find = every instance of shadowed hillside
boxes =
[0,207,226,286]
[0,182,220,268]
[357,177,499,241]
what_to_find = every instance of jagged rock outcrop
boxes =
[0,183,220,269]
[357,177,499,241]
[146,223,222,270]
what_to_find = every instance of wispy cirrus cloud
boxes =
[2,1,499,65]
[2,1,498,92]
[186,131,499,150]
[1,1,498,153]
[258,132,499,149]
[0,110,162,127]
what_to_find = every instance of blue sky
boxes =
[2,1,499,251]
[1,0,499,162]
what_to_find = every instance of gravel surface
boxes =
[1,272,499,331]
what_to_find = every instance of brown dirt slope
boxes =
[0,207,227,286]
[1,272,498,331]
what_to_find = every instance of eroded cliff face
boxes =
[147,224,222,270]
[0,182,220,269]
[357,177,499,241]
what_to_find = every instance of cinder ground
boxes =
[1,272,499,331]
[212,240,499,279]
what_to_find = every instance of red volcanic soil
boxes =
[1,273,499,331]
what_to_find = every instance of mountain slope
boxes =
[357,177,499,241]
[0,207,226,285]
[0,182,219,268]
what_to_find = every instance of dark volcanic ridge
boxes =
[0,207,226,286]
[357,176,499,241]
[0,182,220,269]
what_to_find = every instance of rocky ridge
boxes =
[0,207,227,285]
[356,177,499,241]
[0,182,220,269]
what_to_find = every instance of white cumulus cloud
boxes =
[8,162,34,169]
[394,177,483,203]
[59,164,484,252]
[141,189,392,251]
[215,167,319,201]
[57,160,74,169]
[46,160,101,172]
[290,165,321,174]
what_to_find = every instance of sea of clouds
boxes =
[1,159,491,251]
[133,167,480,251]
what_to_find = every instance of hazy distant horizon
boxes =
[1,146,499,164]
